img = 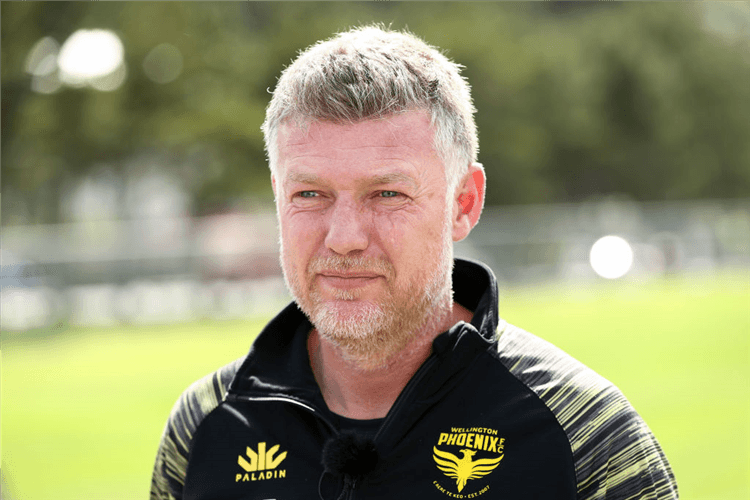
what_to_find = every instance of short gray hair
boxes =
[261,25,478,192]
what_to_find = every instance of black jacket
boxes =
[151,259,677,500]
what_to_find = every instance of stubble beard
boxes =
[280,214,455,370]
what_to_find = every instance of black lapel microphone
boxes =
[319,433,379,499]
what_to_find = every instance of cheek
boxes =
[280,214,325,261]
[374,211,412,252]
[375,210,445,259]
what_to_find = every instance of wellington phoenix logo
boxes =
[432,427,505,497]
[236,442,287,483]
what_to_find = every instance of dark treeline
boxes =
[2,2,749,223]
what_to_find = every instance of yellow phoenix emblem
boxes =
[432,446,503,493]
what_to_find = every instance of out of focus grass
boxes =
[2,318,267,499]
[2,271,748,499]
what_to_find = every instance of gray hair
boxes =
[261,25,478,193]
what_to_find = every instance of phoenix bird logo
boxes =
[432,446,503,493]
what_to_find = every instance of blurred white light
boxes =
[26,37,63,94]
[58,29,125,89]
[26,37,60,76]
[590,235,634,279]
[143,43,183,84]
[31,72,63,94]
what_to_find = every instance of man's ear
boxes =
[452,162,486,242]
[271,174,278,200]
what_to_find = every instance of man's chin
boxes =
[322,298,377,314]
[310,301,386,339]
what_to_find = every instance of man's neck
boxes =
[308,301,473,420]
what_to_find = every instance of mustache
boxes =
[308,255,394,277]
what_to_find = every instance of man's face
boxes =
[274,111,456,368]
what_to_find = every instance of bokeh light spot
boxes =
[143,43,183,84]
[590,235,634,279]
[58,29,125,90]
[25,37,60,76]
[26,37,63,94]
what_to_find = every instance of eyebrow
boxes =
[285,171,417,188]
[286,172,323,185]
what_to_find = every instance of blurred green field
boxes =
[2,271,749,500]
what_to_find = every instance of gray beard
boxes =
[307,258,453,370]
[280,218,455,370]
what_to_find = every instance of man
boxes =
[151,26,677,500]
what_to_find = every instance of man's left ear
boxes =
[452,162,486,242]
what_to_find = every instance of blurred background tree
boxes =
[2,1,749,225]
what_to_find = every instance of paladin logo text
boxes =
[236,442,287,482]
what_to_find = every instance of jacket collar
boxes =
[450,257,499,341]
[227,258,500,404]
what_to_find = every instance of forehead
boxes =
[276,111,440,175]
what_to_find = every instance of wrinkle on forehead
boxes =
[282,148,420,164]
[285,170,419,189]
[280,135,422,153]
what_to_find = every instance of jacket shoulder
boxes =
[150,357,244,500]
[495,322,678,500]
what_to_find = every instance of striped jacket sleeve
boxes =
[496,322,678,500]
[150,359,243,500]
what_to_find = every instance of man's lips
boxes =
[317,272,382,289]
[319,271,381,278]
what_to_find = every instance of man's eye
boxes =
[379,191,400,198]
[298,191,318,198]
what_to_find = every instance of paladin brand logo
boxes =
[236,442,287,483]
[432,427,505,498]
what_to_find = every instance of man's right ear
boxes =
[452,162,486,242]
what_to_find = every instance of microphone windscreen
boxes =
[321,432,379,478]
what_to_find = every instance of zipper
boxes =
[330,354,439,500]
[373,353,441,443]
[374,323,478,443]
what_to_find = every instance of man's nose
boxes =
[324,198,369,255]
